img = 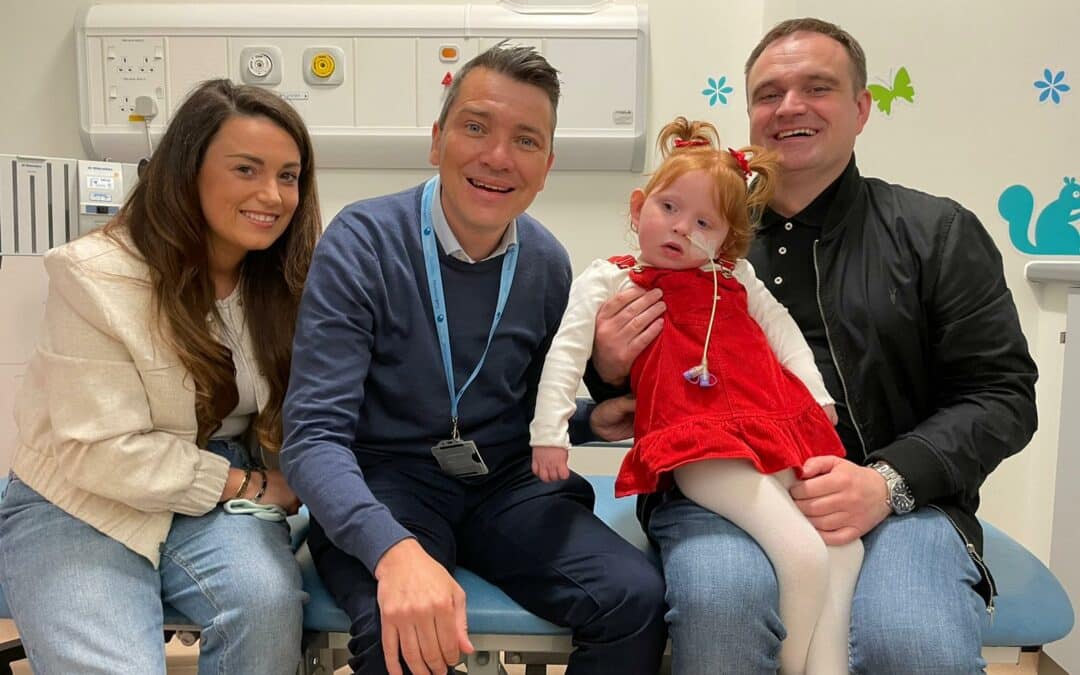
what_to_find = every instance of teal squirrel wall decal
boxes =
[999,177,1080,255]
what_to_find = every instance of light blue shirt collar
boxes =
[431,184,518,263]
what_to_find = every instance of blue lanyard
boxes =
[420,176,519,438]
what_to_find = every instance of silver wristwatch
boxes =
[869,461,915,514]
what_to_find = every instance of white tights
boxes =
[674,460,864,675]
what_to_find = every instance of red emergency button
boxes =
[442,72,453,87]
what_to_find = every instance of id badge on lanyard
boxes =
[420,176,518,478]
[431,437,489,478]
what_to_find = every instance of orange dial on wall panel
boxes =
[439,45,459,63]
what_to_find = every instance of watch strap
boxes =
[869,460,915,514]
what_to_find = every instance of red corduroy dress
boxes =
[612,256,845,498]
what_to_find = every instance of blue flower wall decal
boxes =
[1034,69,1070,104]
[702,76,734,107]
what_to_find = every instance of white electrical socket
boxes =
[239,45,284,86]
[103,37,165,125]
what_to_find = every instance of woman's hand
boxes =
[221,467,301,514]
[258,469,301,514]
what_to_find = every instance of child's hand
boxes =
[532,446,571,482]
[822,404,838,426]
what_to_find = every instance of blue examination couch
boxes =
[0,472,1073,674]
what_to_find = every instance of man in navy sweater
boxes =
[282,44,667,675]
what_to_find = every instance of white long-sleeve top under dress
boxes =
[529,257,835,451]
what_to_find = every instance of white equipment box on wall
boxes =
[0,155,138,257]
[76,3,649,171]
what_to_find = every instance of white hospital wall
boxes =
[787,0,1079,562]
[1,0,1075,567]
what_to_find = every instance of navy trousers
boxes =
[309,456,667,675]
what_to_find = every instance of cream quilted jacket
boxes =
[12,231,268,566]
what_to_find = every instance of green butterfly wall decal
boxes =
[868,67,915,115]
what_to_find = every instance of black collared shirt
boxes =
[749,157,863,460]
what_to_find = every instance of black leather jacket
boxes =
[746,161,1038,603]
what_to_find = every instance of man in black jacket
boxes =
[591,16,1038,674]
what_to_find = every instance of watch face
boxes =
[890,492,916,514]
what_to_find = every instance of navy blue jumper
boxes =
[281,182,667,674]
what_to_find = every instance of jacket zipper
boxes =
[812,242,995,618]
[929,505,997,617]
[812,241,867,458]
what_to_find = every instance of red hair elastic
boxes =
[674,138,711,149]
[728,148,751,178]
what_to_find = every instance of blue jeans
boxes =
[649,496,987,674]
[0,440,305,674]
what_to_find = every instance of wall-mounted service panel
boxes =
[76,3,649,171]
[0,155,138,257]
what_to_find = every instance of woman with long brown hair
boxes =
[0,79,320,673]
